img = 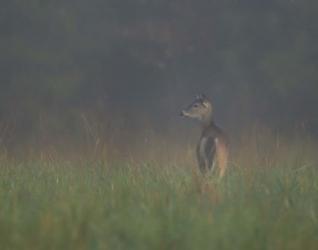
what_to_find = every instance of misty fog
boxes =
[2,0,318,152]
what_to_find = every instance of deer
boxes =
[181,94,229,178]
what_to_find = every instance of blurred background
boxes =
[2,0,318,156]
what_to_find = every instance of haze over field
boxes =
[2,0,318,151]
[1,2,318,249]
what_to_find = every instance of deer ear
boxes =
[196,94,206,100]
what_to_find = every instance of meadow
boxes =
[0,128,317,250]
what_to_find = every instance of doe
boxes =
[181,94,229,178]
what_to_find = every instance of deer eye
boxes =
[193,103,199,108]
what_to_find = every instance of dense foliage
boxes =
[0,147,317,249]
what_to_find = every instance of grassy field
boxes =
[0,132,318,250]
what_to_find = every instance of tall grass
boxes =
[0,128,317,250]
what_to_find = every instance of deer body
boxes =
[181,95,229,177]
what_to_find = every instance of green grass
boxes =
[0,156,317,250]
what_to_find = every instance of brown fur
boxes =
[215,137,229,178]
[201,122,229,178]
[181,94,229,178]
